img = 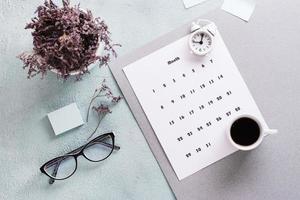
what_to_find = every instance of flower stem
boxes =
[87,113,106,141]
[86,96,97,122]
[86,94,106,122]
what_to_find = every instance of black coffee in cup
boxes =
[230,117,260,146]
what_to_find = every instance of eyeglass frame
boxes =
[40,132,120,184]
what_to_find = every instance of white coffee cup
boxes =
[227,114,278,151]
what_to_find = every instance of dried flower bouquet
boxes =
[18,0,120,80]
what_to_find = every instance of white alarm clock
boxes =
[189,20,216,56]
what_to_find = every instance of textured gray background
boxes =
[0,0,299,200]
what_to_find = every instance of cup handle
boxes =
[263,129,278,136]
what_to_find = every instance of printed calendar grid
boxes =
[123,22,268,180]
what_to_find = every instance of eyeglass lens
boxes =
[83,135,114,162]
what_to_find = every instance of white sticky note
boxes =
[221,0,256,22]
[47,103,84,135]
[182,0,208,9]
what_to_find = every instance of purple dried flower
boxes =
[86,80,122,140]
[111,96,122,103]
[92,104,112,115]
[18,0,120,80]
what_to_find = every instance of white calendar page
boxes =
[123,23,268,180]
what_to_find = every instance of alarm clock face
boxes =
[189,30,213,56]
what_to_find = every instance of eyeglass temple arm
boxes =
[49,160,61,184]
[48,146,86,184]
[88,140,120,151]
[47,139,120,184]
[83,135,120,151]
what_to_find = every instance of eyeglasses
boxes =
[40,132,120,184]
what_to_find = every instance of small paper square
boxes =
[222,0,256,22]
[47,103,84,135]
[182,0,208,9]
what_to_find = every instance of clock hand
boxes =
[199,33,204,45]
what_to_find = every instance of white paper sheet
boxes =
[123,23,267,180]
[221,0,256,22]
[48,103,84,135]
[182,0,208,9]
